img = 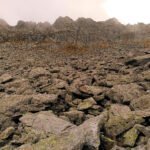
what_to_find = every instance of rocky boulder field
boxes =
[0,42,150,150]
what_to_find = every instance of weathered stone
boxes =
[0,74,13,84]
[0,145,14,150]
[130,94,150,110]
[100,135,116,150]
[18,111,108,150]
[77,97,96,110]
[125,54,150,66]
[20,111,74,135]
[147,139,150,150]
[107,83,144,103]
[29,67,50,78]
[72,98,82,105]
[141,70,150,81]
[105,104,143,137]
[135,124,150,138]
[50,67,60,73]
[53,79,68,89]
[67,76,92,96]
[111,145,126,150]
[131,145,147,150]
[63,110,85,125]
[0,94,58,130]
[5,79,34,94]
[79,85,105,95]
[11,127,47,146]
[123,127,139,147]
[0,127,15,140]
[134,109,150,118]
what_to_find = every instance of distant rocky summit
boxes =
[0,17,150,44]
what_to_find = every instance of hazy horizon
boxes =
[0,0,150,26]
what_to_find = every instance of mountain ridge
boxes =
[0,16,150,43]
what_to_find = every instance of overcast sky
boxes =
[0,0,108,25]
[0,0,150,25]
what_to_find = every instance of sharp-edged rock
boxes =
[107,83,144,103]
[125,54,150,66]
[130,94,150,110]
[105,104,143,137]
[18,111,108,150]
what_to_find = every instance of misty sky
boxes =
[0,0,108,25]
[0,0,150,25]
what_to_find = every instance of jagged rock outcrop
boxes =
[0,17,150,44]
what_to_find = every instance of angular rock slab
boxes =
[29,67,50,78]
[0,74,13,84]
[125,54,150,66]
[0,94,58,131]
[18,111,108,150]
[105,104,143,137]
[20,111,74,135]
[107,83,144,103]
[130,94,150,110]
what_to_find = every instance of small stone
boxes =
[77,97,96,110]
[53,79,68,89]
[50,67,60,73]
[135,124,150,137]
[0,85,5,92]
[141,70,150,81]
[94,94,105,102]
[0,127,15,140]
[0,74,13,84]
[29,67,50,78]
[88,109,101,116]
[111,145,126,150]
[123,127,139,147]
[131,144,147,150]
[72,99,82,105]
[101,135,115,150]
[63,110,85,125]
[79,85,105,95]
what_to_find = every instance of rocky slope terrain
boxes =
[0,17,150,150]
[0,40,149,150]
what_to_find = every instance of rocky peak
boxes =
[16,20,36,30]
[0,18,8,25]
[53,16,74,30]
[105,18,121,25]
[0,18,9,30]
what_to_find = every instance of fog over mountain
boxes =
[0,0,108,25]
